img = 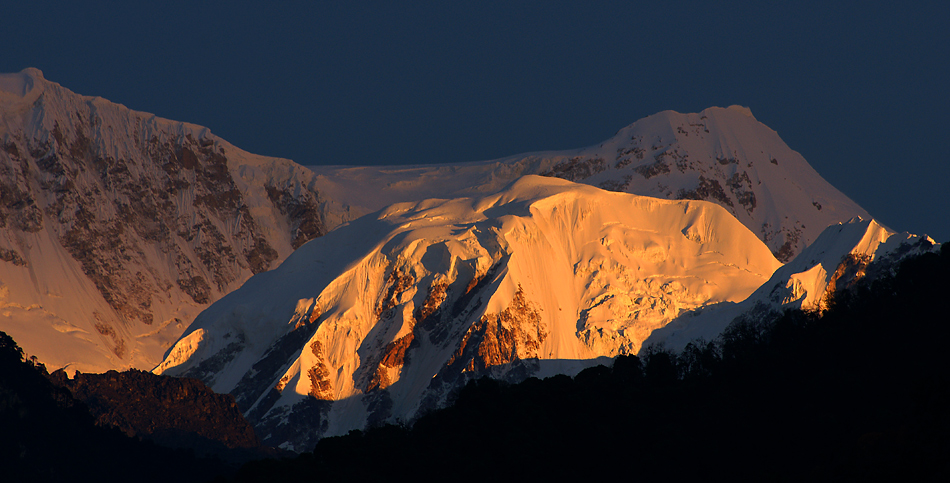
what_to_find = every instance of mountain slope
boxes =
[645,216,939,352]
[0,68,339,373]
[156,175,781,450]
[308,105,869,262]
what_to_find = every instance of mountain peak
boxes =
[0,67,44,99]
[0,69,333,374]
[156,175,782,449]
[724,104,755,120]
[19,67,45,79]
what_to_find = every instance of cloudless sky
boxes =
[4,1,948,242]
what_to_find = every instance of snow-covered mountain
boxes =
[2,67,895,452]
[308,105,869,262]
[0,68,340,373]
[155,175,782,450]
[645,217,940,352]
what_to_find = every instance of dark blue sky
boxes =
[5,1,948,242]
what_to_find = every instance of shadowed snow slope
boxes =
[0,68,337,373]
[646,217,939,352]
[309,105,869,262]
[156,175,781,450]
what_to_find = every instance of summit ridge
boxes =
[308,105,869,262]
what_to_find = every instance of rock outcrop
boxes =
[0,68,336,373]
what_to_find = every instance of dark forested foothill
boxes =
[233,243,950,482]
[49,368,264,459]
[0,331,250,482]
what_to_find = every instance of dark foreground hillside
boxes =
[49,368,264,459]
[0,331,229,481]
[234,243,950,482]
[0,330,285,482]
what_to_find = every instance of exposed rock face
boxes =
[0,246,26,266]
[265,184,325,250]
[539,156,607,181]
[306,341,333,399]
[442,285,546,378]
[821,252,873,305]
[0,68,334,373]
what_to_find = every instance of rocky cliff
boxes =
[0,68,337,373]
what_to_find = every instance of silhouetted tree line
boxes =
[47,368,271,463]
[0,331,237,482]
[233,243,950,482]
